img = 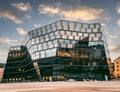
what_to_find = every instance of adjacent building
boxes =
[2,20,112,82]
[2,46,38,82]
[113,57,120,78]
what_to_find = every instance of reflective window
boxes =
[38,28,41,36]
[32,38,35,45]
[75,27,79,31]
[84,33,88,37]
[35,37,39,44]
[78,33,82,37]
[33,45,38,52]
[35,52,39,59]
[97,33,101,37]
[40,36,44,43]
[68,21,74,26]
[38,44,42,51]
[33,30,37,37]
[90,24,94,28]
[51,23,56,28]
[68,35,73,39]
[93,29,98,32]
[93,37,99,41]
[31,53,35,60]
[72,32,76,36]
[56,21,61,26]
[29,31,33,38]
[41,51,45,58]
[64,25,68,30]
[89,34,94,37]
[81,28,86,32]
[83,24,88,28]
[87,29,91,33]
[52,27,57,32]
[62,20,68,25]
[76,23,82,27]
[46,25,50,30]
[96,24,100,28]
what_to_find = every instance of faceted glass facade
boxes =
[3,20,112,82]
[23,20,110,60]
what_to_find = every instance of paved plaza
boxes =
[0,81,120,92]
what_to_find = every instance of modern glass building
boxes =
[2,20,112,82]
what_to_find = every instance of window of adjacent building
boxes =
[117,69,119,71]
[117,65,119,68]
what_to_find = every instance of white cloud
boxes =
[116,6,120,14]
[0,52,6,56]
[25,14,31,19]
[0,9,22,24]
[38,4,104,21]
[117,19,120,26]
[109,34,117,39]
[101,23,106,27]
[33,24,41,28]
[61,7,104,21]
[38,4,60,16]
[109,45,120,52]
[17,28,26,35]
[12,2,32,11]
[0,37,20,44]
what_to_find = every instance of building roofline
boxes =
[28,19,101,33]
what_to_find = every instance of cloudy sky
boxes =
[0,0,120,63]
